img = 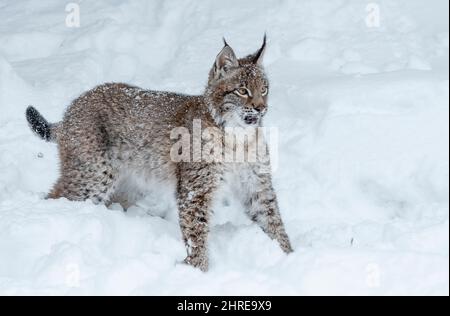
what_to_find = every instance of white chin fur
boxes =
[222,111,248,128]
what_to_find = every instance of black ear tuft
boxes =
[252,34,267,65]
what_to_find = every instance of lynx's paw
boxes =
[184,253,209,272]
[278,233,294,254]
[281,241,293,254]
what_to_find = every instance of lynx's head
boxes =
[205,36,269,128]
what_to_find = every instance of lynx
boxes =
[26,37,293,271]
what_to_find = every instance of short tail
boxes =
[26,106,57,142]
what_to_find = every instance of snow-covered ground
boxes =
[0,0,448,295]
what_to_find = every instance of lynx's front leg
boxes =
[240,165,293,253]
[176,162,221,271]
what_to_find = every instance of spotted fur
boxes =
[26,37,292,271]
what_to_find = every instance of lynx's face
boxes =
[206,37,269,128]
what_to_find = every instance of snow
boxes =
[0,0,448,295]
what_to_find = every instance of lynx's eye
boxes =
[235,87,250,97]
[261,86,268,96]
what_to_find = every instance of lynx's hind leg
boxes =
[48,156,118,204]
[48,121,119,204]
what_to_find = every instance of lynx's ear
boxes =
[213,40,238,77]
[252,34,267,65]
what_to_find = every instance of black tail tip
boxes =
[26,105,51,141]
[26,105,37,118]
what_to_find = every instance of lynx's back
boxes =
[59,83,204,164]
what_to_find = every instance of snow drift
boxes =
[0,0,448,295]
